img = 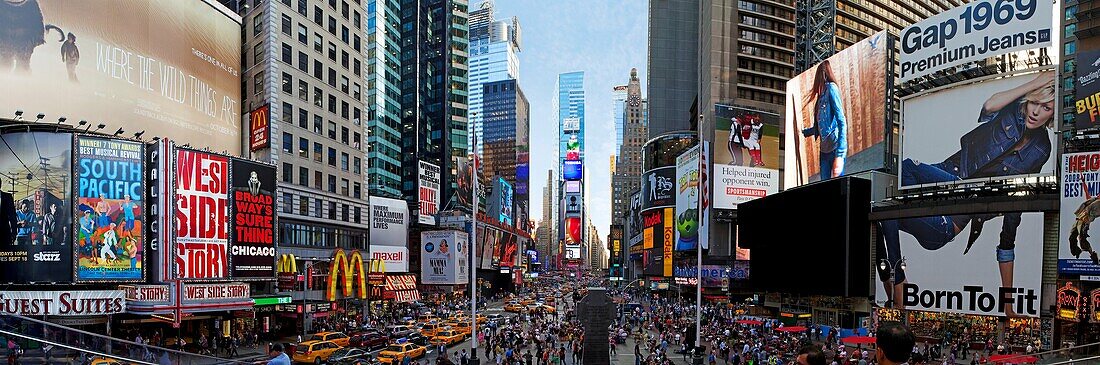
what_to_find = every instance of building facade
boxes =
[611,69,647,240]
[468,1,522,157]
[366,0,404,198]
[481,79,531,223]
[647,0,699,137]
[556,71,585,268]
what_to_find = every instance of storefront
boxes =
[1054,280,1100,349]
[873,307,1044,351]
[119,282,254,344]
[251,295,292,340]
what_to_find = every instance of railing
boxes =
[0,315,262,365]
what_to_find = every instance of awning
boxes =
[385,275,421,303]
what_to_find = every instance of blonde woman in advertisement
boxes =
[800,60,848,180]
[878,71,1056,317]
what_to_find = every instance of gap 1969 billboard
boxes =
[75,136,144,281]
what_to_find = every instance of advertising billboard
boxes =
[456,157,473,211]
[494,177,514,226]
[0,0,242,153]
[370,245,409,272]
[875,213,1043,317]
[229,159,276,279]
[1075,49,1100,129]
[785,31,890,187]
[713,105,780,209]
[675,144,709,250]
[174,149,229,280]
[0,290,125,316]
[421,230,469,285]
[75,136,144,282]
[565,217,581,245]
[1060,151,1100,274]
[900,71,1056,189]
[898,0,1052,82]
[418,161,440,225]
[563,160,583,181]
[0,132,72,283]
[248,105,270,151]
[369,196,408,247]
[640,167,675,211]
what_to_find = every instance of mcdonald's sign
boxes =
[326,249,367,301]
[276,254,297,291]
[368,259,385,286]
[249,104,271,151]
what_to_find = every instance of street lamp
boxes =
[301,262,316,340]
[878,258,907,308]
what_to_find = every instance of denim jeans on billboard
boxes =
[819,150,843,181]
[878,159,967,283]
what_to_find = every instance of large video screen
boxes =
[900,71,1056,189]
[713,105,779,209]
[785,31,890,187]
[0,0,242,153]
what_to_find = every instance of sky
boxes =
[485,0,649,244]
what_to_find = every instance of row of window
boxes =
[281,102,362,149]
[740,29,791,49]
[280,157,363,199]
[279,220,366,249]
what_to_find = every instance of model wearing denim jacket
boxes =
[802,81,847,180]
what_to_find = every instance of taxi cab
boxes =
[90,357,129,365]
[292,340,343,364]
[519,297,535,306]
[430,329,465,346]
[377,342,426,364]
[419,322,443,337]
[416,313,438,323]
[504,302,524,313]
[308,331,351,347]
[451,321,473,336]
[476,314,487,325]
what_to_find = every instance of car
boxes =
[292,340,343,365]
[349,332,388,351]
[385,325,414,338]
[308,332,351,347]
[485,313,505,324]
[405,333,431,348]
[325,347,379,365]
[416,314,438,323]
[451,321,473,336]
[519,298,535,306]
[90,357,130,365]
[419,322,443,337]
[504,302,523,313]
[376,343,426,365]
[430,330,465,346]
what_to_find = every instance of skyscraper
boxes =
[612,85,628,153]
[366,0,403,198]
[468,1,522,157]
[400,0,470,209]
[612,69,647,235]
[481,79,530,225]
[647,0,699,137]
[557,71,585,268]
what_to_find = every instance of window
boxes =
[341,51,349,68]
[341,26,349,43]
[341,1,349,19]
[340,127,349,144]
[1066,23,1077,38]
[352,83,360,100]
[353,156,361,174]
[283,192,293,214]
[299,137,309,158]
[355,207,361,224]
[253,13,263,36]
[253,42,264,63]
[329,202,336,220]
[340,101,348,119]
[328,68,337,87]
[298,109,308,129]
[341,178,349,196]
[353,108,360,125]
[328,147,336,166]
[314,60,323,79]
[298,80,308,100]
[281,73,292,94]
[328,175,337,193]
[281,43,292,63]
[353,35,360,52]
[1067,41,1077,56]
[327,42,337,61]
[297,0,307,15]
[353,182,361,199]
[297,51,308,72]
[353,132,360,149]
[282,132,293,153]
[353,59,360,77]
[314,33,322,52]
[313,6,323,24]
[253,71,264,95]
[314,142,323,162]
[282,102,293,123]
[328,16,336,35]
[315,171,323,189]
[282,163,292,183]
[328,121,337,139]
[297,24,308,44]
[281,14,292,35]
[301,196,309,215]
[340,152,349,171]
[314,116,323,134]
[314,87,323,107]
[340,76,349,93]
[299,167,309,186]
[353,11,360,28]
[328,95,336,113]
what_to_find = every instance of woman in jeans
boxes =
[878,71,1056,316]
[801,60,848,180]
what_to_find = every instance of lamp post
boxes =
[694,114,704,365]
[469,120,481,365]
[301,262,315,340]
[879,258,907,308]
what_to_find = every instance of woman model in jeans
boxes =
[878,71,1056,316]
[801,60,848,180]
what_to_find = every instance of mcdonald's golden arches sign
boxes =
[249,104,270,151]
[326,249,367,301]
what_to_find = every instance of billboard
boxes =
[900,71,1056,189]
[369,196,408,247]
[75,136,144,281]
[898,0,1052,82]
[0,0,242,153]
[675,144,709,250]
[875,213,1043,317]
[713,105,779,209]
[229,159,276,279]
[174,149,229,280]
[418,161,440,225]
[640,167,675,211]
[1075,49,1100,129]
[248,105,270,151]
[563,161,583,181]
[0,132,72,283]
[421,230,469,285]
[493,177,514,226]
[370,245,409,272]
[565,217,581,245]
[1060,152,1100,274]
[785,31,890,187]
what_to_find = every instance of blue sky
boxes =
[485,0,648,242]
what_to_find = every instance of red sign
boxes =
[277,273,297,290]
[182,283,250,302]
[175,149,229,279]
[121,285,170,303]
[249,105,270,151]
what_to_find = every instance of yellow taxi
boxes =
[307,331,351,347]
[451,321,473,336]
[540,305,557,314]
[430,329,465,346]
[417,313,438,323]
[292,340,343,364]
[377,342,426,364]
[419,322,443,337]
[519,298,535,306]
[476,314,487,325]
[90,357,130,365]
[504,302,524,313]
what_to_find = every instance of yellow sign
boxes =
[644,228,653,249]
[663,208,673,277]
[276,254,297,273]
[326,249,367,301]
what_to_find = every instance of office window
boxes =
[328,121,337,139]
[282,132,292,153]
[340,152,349,171]
[298,80,307,100]
[313,60,322,79]
[353,59,360,77]
[354,207,361,224]
[283,192,293,214]
[353,35,360,52]
[329,202,336,220]
[281,73,292,94]
[328,175,336,193]
[327,42,336,61]
[341,51,349,68]
[280,43,292,63]
[298,137,309,158]
[313,33,322,52]
[340,127,349,144]
[340,101,348,119]
[353,11,360,28]
[281,102,293,123]
[341,1,349,19]
[327,95,336,113]
[353,182,361,199]
[353,156,361,174]
[352,83,360,100]
[340,76,349,93]
[298,109,308,129]
[308,143,319,164]
[353,108,360,125]
[253,13,263,36]
[328,16,336,35]
[297,0,307,15]
[328,68,336,87]
[253,42,263,64]
[282,163,292,183]
[297,51,307,72]
[313,6,322,24]
[327,147,336,166]
[314,87,322,107]
[314,116,323,134]
[253,71,264,95]
[353,132,360,149]
[281,14,291,35]
[341,26,349,43]
[340,178,349,196]
[314,171,323,189]
[299,167,308,186]
[297,24,307,44]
